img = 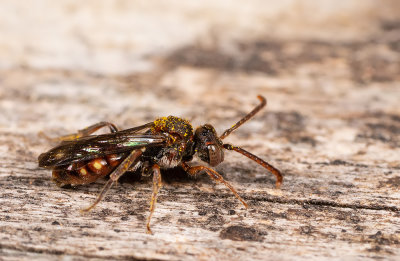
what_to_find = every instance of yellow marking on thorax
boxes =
[152,116,193,138]
[80,168,88,175]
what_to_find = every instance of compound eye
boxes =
[207,144,224,167]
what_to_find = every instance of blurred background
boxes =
[0,0,399,74]
[0,1,398,76]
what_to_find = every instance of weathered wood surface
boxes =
[1,1,400,260]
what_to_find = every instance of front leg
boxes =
[223,143,283,188]
[181,162,248,208]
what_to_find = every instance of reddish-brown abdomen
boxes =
[52,153,126,187]
[106,154,125,167]
[87,158,109,175]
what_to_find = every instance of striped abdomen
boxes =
[52,153,128,187]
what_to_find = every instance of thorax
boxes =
[145,116,195,168]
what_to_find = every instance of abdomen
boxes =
[52,153,128,187]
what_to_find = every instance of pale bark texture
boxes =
[0,1,399,260]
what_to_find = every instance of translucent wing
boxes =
[38,130,166,167]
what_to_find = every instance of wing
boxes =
[38,131,166,167]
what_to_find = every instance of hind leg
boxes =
[40,121,118,142]
[80,149,144,213]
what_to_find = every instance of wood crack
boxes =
[244,195,400,212]
[0,243,153,261]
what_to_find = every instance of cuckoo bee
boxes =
[38,96,283,234]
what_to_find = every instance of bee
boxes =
[38,95,282,234]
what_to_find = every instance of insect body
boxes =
[38,96,283,234]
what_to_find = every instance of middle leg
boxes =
[146,164,162,234]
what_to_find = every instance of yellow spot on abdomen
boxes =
[93,161,103,170]
[80,168,88,176]
[88,158,108,175]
